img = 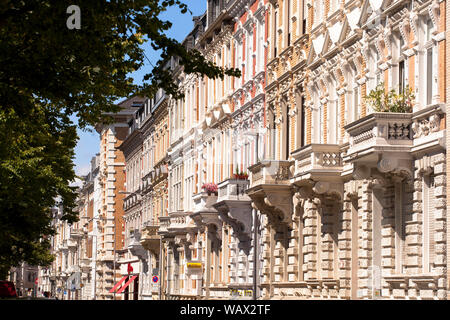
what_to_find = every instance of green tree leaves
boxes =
[0,1,240,278]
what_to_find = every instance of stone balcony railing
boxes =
[66,238,78,249]
[292,144,342,180]
[248,160,292,189]
[192,191,218,212]
[247,160,293,227]
[158,216,170,235]
[79,258,92,272]
[343,112,414,177]
[217,179,250,202]
[190,192,221,234]
[69,228,84,240]
[167,212,195,234]
[291,144,343,198]
[123,190,142,211]
[140,224,160,254]
[214,179,252,241]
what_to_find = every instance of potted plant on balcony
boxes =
[201,183,218,196]
[233,168,249,180]
[365,82,415,113]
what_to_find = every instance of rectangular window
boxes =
[274,10,278,57]
[302,0,307,34]
[426,47,433,105]
[399,60,405,94]
[353,86,359,122]
[287,0,291,47]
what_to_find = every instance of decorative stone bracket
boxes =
[140,225,161,255]
[214,201,252,242]
[312,181,344,199]
[249,186,293,228]
[128,232,148,259]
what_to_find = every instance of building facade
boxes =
[117,92,170,300]
[247,0,447,300]
[42,0,449,300]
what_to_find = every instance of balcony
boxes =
[167,212,196,234]
[291,144,343,198]
[140,224,160,254]
[158,216,171,235]
[343,112,414,178]
[123,191,142,211]
[213,179,252,241]
[190,192,221,233]
[246,160,293,227]
[70,228,84,240]
[79,258,92,272]
[66,238,78,249]
[128,231,147,259]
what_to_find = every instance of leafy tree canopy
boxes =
[0,0,240,278]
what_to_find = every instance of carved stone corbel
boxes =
[312,181,344,200]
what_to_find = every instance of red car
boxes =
[0,281,18,298]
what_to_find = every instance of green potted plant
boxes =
[365,82,414,113]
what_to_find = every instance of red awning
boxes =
[109,275,128,293]
[116,275,138,294]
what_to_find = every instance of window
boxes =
[271,107,276,159]
[353,86,359,122]
[313,1,322,27]
[426,47,433,105]
[285,100,290,160]
[246,31,253,81]
[273,8,278,57]
[330,0,339,14]
[286,0,291,47]
[422,17,435,107]
[399,60,405,94]
[257,19,264,73]
[302,0,308,34]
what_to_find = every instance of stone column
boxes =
[359,180,374,299]
[338,190,353,299]
[287,216,300,282]
[304,198,319,282]
[432,154,447,299]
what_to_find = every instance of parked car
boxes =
[0,281,18,299]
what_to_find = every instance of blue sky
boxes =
[73,1,206,178]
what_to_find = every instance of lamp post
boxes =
[246,127,266,300]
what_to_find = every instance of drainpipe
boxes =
[159,237,162,300]
[206,226,211,299]
[253,208,258,300]
[446,0,450,299]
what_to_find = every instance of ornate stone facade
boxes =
[45,0,449,300]
[246,0,447,300]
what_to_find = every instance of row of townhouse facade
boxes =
[42,0,449,300]
[38,103,133,300]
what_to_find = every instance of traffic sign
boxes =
[152,276,159,283]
